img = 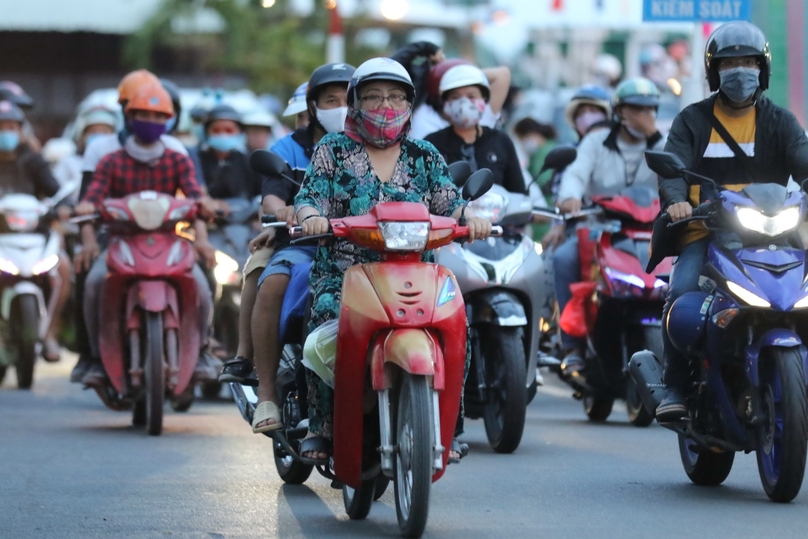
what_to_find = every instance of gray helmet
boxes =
[0,100,25,123]
[306,63,356,104]
[204,104,242,130]
[705,21,771,92]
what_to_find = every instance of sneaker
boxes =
[560,350,585,376]
[218,356,253,383]
[656,388,688,422]
[70,355,94,383]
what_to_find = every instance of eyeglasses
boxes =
[358,93,409,109]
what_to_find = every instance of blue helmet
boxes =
[666,291,711,356]
[565,85,611,127]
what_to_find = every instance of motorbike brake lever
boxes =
[69,214,99,224]
[666,215,709,228]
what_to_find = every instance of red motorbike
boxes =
[88,191,204,435]
[232,154,497,537]
[541,185,673,426]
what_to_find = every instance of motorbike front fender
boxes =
[371,329,442,391]
[745,329,805,388]
[1,281,43,321]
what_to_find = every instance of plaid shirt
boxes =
[82,148,203,206]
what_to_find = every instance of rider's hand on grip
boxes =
[666,202,692,223]
[75,201,96,216]
[559,197,582,216]
[275,205,298,227]
[465,216,492,243]
[301,216,329,236]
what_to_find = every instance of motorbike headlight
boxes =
[726,280,771,308]
[5,211,40,232]
[604,267,646,289]
[736,205,800,237]
[469,191,507,223]
[792,295,808,309]
[0,257,19,275]
[32,254,60,275]
[213,250,239,285]
[168,204,193,221]
[378,221,430,251]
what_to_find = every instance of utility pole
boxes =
[326,0,345,64]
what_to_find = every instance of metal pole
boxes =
[786,0,806,126]
[680,22,706,109]
[326,2,345,64]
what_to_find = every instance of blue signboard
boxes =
[643,0,751,22]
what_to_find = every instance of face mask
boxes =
[130,119,166,145]
[0,130,19,152]
[345,107,411,149]
[575,111,607,135]
[443,97,486,128]
[84,133,106,150]
[520,138,540,156]
[316,106,348,134]
[624,124,646,140]
[207,134,244,153]
[719,66,761,103]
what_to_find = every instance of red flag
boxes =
[552,0,564,11]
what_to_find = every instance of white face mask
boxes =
[315,106,348,133]
[443,97,486,128]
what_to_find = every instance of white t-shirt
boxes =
[409,103,500,140]
[81,133,189,173]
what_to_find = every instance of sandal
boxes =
[449,438,468,465]
[299,435,331,464]
[42,338,61,363]
[252,401,282,433]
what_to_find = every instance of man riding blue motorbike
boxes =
[654,21,808,421]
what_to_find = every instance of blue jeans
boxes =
[552,237,583,351]
[256,246,316,287]
[661,237,710,389]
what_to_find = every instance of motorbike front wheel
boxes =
[583,395,614,422]
[274,438,314,485]
[756,347,808,503]
[343,478,376,520]
[144,312,165,436]
[625,377,654,427]
[15,295,39,389]
[394,373,432,538]
[678,433,734,486]
[482,327,527,453]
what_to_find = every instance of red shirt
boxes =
[82,148,203,206]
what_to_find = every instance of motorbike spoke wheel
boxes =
[144,312,165,436]
[394,373,432,538]
[14,295,38,389]
[756,348,807,502]
[583,395,614,422]
[482,327,527,453]
[678,433,734,486]
[274,438,314,485]
[342,479,375,520]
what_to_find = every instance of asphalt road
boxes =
[2,356,808,539]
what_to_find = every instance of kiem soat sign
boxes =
[643,0,751,22]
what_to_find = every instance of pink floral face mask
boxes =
[443,97,486,128]
[345,106,412,148]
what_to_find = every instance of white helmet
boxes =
[347,57,414,107]
[592,54,623,83]
[283,82,308,117]
[243,110,278,129]
[72,107,119,145]
[439,64,490,101]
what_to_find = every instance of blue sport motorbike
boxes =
[630,150,808,503]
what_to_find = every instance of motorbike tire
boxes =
[374,475,390,501]
[132,400,147,427]
[583,395,614,422]
[394,373,432,538]
[170,387,195,412]
[273,439,314,485]
[482,327,527,454]
[625,376,654,427]
[756,347,808,503]
[343,479,375,520]
[678,433,734,486]
[145,312,165,436]
[15,295,39,390]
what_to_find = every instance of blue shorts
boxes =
[257,245,316,287]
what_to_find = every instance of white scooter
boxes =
[0,180,77,388]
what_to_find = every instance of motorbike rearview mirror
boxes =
[539,146,577,174]
[44,179,81,207]
[447,161,472,187]
[462,168,494,202]
[644,150,687,179]
[250,150,301,187]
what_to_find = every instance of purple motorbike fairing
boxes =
[719,188,804,214]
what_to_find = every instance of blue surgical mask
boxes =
[84,133,106,150]
[207,134,244,153]
[0,130,20,152]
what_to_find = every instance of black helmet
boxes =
[306,63,356,104]
[705,21,770,92]
[0,100,25,123]
[204,104,242,129]
[160,78,182,129]
[0,81,34,109]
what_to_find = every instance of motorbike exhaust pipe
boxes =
[628,350,665,415]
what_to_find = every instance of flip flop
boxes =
[299,435,331,464]
[449,438,468,465]
[252,401,282,433]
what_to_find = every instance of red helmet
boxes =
[426,58,471,105]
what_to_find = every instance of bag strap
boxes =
[697,107,757,171]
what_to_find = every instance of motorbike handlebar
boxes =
[288,224,504,243]
[531,207,603,221]
[664,202,713,228]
